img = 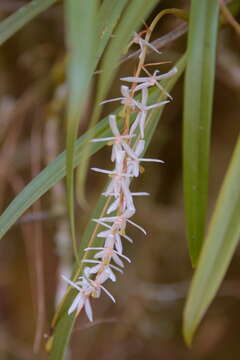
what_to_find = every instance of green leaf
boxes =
[75,0,128,204]
[184,134,240,344]
[0,0,58,46]
[49,55,187,360]
[183,0,219,266]
[0,116,117,241]
[96,0,128,61]
[97,0,160,101]
[77,0,160,206]
[65,0,98,260]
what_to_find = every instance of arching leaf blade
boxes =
[77,0,160,205]
[183,0,219,266]
[184,134,240,344]
[65,0,98,259]
[0,0,58,46]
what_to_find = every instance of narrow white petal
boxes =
[155,67,178,80]
[134,83,149,92]
[84,298,93,322]
[100,285,116,303]
[121,85,130,97]
[109,263,124,274]
[91,136,116,142]
[87,264,101,274]
[107,198,119,214]
[121,233,133,243]
[114,250,131,263]
[62,275,82,292]
[112,253,124,267]
[130,114,140,135]
[139,158,164,163]
[145,100,169,110]
[135,139,145,156]
[100,97,124,104]
[120,76,148,83]
[92,219,111,229]
[143,40,161,54]
[84,247,104,251]
[115,234,123,253]
[98,216,117,223]
[82,259,101,265]
[68,293,83,315]
[94,250,105,259]
[130,192,149,196]
[141,87,148,106]
[97,230,111,238]
[91,167,114,175]
[122,141,138,160]
[127,219,147,235]
[96,270,110,284]
[109,114,120,136]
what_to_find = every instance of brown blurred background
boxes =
[0,0,240,359]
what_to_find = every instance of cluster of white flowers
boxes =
[63,32,177,322]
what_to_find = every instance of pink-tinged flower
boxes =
[100,85,143,111]
[96,229,133,248]
[90,278,116,303]
[130,88,169,138]
[132,32,161,59]
[85,246,131,268]
[105,191,148,215]
[92,151,132,199]
[61,275,93,321]
[126,140,164,177]
[82,259,124,275]
[121,67,177,99]
[96,215,147,235]
[91,115,134,162]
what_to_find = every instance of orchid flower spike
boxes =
[63,31,177,322]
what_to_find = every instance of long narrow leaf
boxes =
[77,0,160,206]
[0,116,116,241]
[49,55,187,360]
[65,0,98,259]
[0,0,58,46]
[183,0,219,266]
[184,134,240,344]
[96,0,128,61]
[75,0,128,204]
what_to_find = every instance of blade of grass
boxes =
[77,0,160,206]
[183,133,240,345]
[65,0,98,261]
[0,115,119,242]
[75,0,128,205]
[96,0,128,61]
[183,0,219,266]
[0,0,58,46]
[48,55,186,360]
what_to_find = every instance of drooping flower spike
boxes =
[62,29,177,322]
